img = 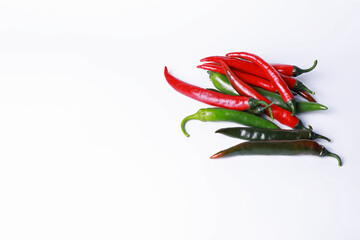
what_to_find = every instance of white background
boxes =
[0,0,359,239]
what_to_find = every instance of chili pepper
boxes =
[164,66,272,113]
[252,87,327,113]
[200,57,316,94]
[200,56,269,79]
[215,126,330,141]
[272,60,318,77]
[200,62,314,95]
[181,108,280,137]
[226,52,297,115]
[297,90,317,103]
[218,61,303,129]
[207,71,326,114]
[198,63,277,93]
[210,140,342,167]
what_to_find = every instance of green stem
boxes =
[294,81,315,95]
[313,132,331,142]
[326,151,342,167]
[293,60,318,77]
[180,113,198,137]
[251,99,274,120]
[258,102,274,120]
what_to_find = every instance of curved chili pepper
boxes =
[218,61,303,129]
[207,71,327,113]
[181,108,279,137]
[210,140,342,167]
[226,52,296,115]
[297,90,316,103]
[164,67,272,112]
[215,126,330,142]
[198,63,277,92]
[272,60,318,77]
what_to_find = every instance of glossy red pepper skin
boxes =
[201,56,269,79]
[226,52,296,115]
[219,61,302,129]
[199,60,314,94]
[164,67,268,111]
[200,56,313,79]
[197,63,277,92]
[272,64,294,76]
[280,73,296,88]
[272,60,318,77]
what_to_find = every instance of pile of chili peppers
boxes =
[164,52,342,166]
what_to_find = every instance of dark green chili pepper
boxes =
[208,71,328,113]
[210,139,342,167]
[181,108,279,137]
[215,125,330,142]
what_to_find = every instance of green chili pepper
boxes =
[181,108,279,137]
[215,125,330,142]
[208,71,328,113]
[210,140,342,167]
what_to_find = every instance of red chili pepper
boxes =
[297,90,316,103]
[272,60,318,77]
[226,52,297,116]
[219,61,303,129]
[197,62,277,93]
[164,66,272,113]
[200,57,314,95]
[200,56,268,79]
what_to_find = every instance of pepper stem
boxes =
[320,146,342,166]
[326,152,342,167]
[294,81,315,95]
[258,102,274,120]
[249,99,274,120]
[307,124,331,142]
[293,60,318,77]
[180,113,199,137]
[313,133,331,142]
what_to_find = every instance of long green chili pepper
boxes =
[215,125,330,142]
[181,108,279,137]
[210,140,342,167]
[209,71,328,114]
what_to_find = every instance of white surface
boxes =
[0,0,359,239]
